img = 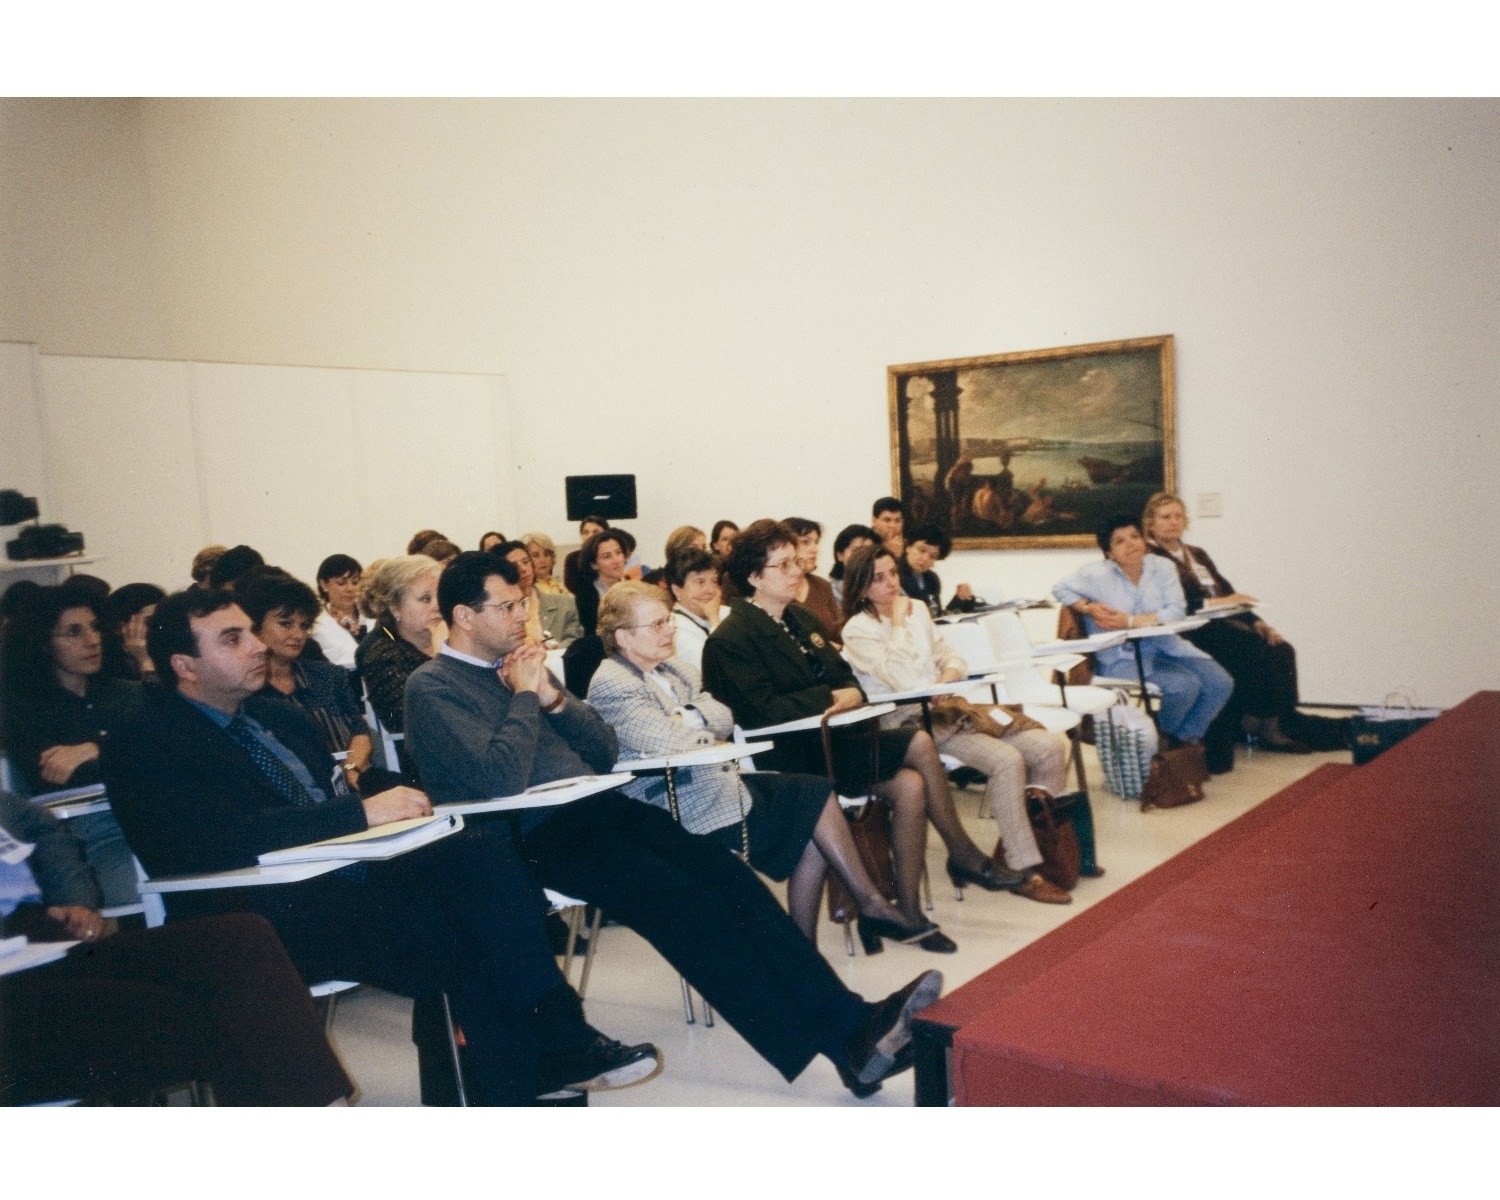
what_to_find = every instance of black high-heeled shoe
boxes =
[945,857,1026,894]
[856,914,947,955]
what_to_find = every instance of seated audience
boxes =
[522,531,566,593]
[355,555,443,781]
[663,525,708,561]
[495,540,583,647]
[783,517,844,638]
[478,530,507,552]
[588,581,938,950]
[829,523,879,607]
[102,587,658,1105]
[402,552,943,1097]
[310,553,368,668]
[1142,491,1330,761]
[206,545,266,591]
[2,792,353,1106]
[571,528,639,636]
[235,570,382,795]
[421,538,461,568]
[871,497,906,556]
[102,582,167,682]
[710,520,739,559]
[189,544,229,589]
[840,547,1093,900]
[0,585,141,906]
[664,547,729,671]
[562,515,611,595]
[406,529,449,556]
[1053,514,1234,754]
[901,523,981,616]
[702,520,1026,941]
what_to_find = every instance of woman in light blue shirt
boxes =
[1053,514,1233,747]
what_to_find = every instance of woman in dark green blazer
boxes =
[703,521,1025,953]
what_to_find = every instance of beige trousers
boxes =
[937,726,1068,871]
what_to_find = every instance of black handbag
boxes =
[1350,693,1442,765]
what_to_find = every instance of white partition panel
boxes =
[28,354,514,591]
[348,371,516,564]
[38,356,204,589]
[189,362,360,585]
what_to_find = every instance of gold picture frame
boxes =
[888,334,1177,550]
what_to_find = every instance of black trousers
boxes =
[517,791,871,1082]
[1186,618,1300,770]
[168,824,573,1106]
[1,913,352,1106]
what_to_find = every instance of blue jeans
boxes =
[1149,655,1235,741]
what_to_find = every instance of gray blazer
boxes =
[586,655,750,836]
[536,590,585,645]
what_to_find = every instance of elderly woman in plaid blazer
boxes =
[587,580,943,953]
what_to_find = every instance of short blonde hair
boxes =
[597,581,670,655]
[358,555,441,622]
[521,531,556,555]
[1141,492,1188,542]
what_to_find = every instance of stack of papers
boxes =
[257,813,461,866]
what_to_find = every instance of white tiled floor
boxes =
[328,739,1350,1107]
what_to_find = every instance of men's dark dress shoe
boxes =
[837,1041,915,1098]
[537,1034,662,1099]
[946,857,1026,892]
[842,969,943,1086]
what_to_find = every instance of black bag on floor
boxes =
[1350,694,1442,765]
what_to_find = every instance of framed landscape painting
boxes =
[888,334,1177,550]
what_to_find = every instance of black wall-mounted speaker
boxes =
[564,475,637,522]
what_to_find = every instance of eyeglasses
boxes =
[473,598,529,618]
[623,616,675,634]
[761,557,803,576]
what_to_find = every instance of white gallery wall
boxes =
[2,98,1497,705]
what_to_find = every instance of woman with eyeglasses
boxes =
[0,584,143,906]
[589,581,936,952]
[703,521,1027,951]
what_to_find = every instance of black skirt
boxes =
[706,772,829,881]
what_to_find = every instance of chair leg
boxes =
[679,975,697,1025]
[922,862,934,912]
[1068,726,1092,797]
[843,920,856,956]
[560,905,582,981]
[576,906,604,999]
[703,999,714,1028]
[440,991,469,1108]
[322,991,339,1037]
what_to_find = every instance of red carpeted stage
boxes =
[912,691,1500,1106]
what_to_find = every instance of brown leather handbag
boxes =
[998,789,1082,891]
[1139,743,1209,811]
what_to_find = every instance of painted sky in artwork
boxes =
[903,349,1163,448]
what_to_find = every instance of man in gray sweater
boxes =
[405,552,942,1098]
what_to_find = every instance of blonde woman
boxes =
[354,555,445,777]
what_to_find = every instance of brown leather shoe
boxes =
[1016,872,1073,904]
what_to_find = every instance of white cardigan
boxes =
[840,604,967,697]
